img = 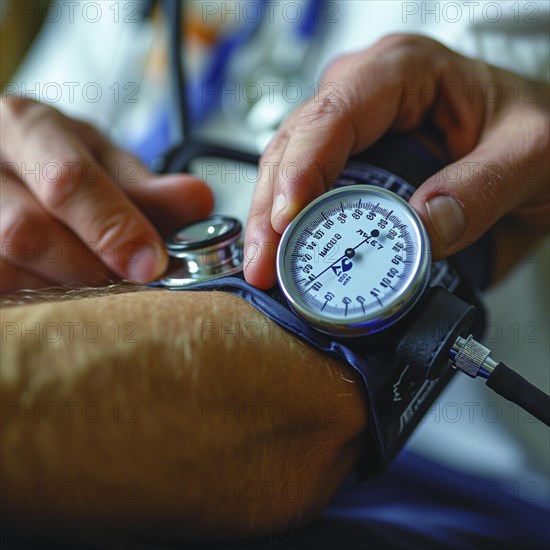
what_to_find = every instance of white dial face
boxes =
[277,185,430,336]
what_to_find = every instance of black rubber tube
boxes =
[486,363,550,427]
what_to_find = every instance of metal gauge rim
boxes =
[276,185,431,337]
[165,215,242,255]
[160,215,243,287]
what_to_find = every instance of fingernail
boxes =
[271,194,287,225]
[426,195,466,248]
[127,243,168,283]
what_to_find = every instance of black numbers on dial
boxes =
[391,255,402,266]
[286,192,420,325]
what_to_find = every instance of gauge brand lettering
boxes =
[318,233,342,257]
[331,258,353,276]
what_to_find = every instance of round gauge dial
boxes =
[276,185,431,337]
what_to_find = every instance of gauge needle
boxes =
[305,231,378,285]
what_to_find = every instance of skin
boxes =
[0,290,367,543]
[242,35,550,288]
[1,36,548,295]
[1,33,548,543]
[0,95,214,293]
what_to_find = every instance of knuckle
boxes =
[246,205,275,240]
[14,100,59,136]
[0,205,40,254]
[246,203,268,228]
[87,206,141,255]
[73,118,101,136]
[1,97,47,146]
[466,166,509,220]
[323,53,353,78]
[0,94,33,117]
[39,159,88,213]
[296,94,350,129]
[263,126,291,160]
[69,117,105,147]
[375,33,426,52]
[528,119,550,160]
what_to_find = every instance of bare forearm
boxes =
[0,290,367,542]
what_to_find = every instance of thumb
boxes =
[409,118,549,260]
[126,174,215,237]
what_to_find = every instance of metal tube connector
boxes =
[449,335,498,379]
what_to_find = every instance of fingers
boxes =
[244,36,436,287]
[127,174,215,238]
[410,103,550,259]
[94,140,214,237]
[244,77,364,288]
[244,35,535,288]
[0,174,113,286]
[1,98,167,283]
[243,120,299,288]
[0,97,215,292]
[263,36,453,233]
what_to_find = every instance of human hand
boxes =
[244,34,550,289]
[0,96,214,294]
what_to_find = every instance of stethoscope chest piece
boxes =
[159,215,243,287]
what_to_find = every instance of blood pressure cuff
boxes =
[172,135,492,480]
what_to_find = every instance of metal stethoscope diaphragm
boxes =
[159,215,243,287]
